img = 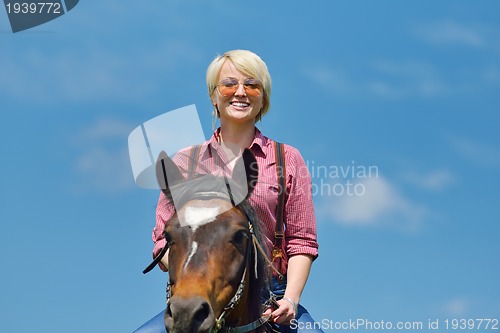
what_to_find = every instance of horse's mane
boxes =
[237,199,271,320]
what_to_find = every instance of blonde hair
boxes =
[206,50,272,119]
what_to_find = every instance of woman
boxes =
[135,50,323,333]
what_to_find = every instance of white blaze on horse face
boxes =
[181,206,221,232]
[184,241,198,269]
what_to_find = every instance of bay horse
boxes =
[143,149,274,333]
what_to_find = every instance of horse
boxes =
[143,148,275,333]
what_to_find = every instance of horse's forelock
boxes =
[169,174,249,210]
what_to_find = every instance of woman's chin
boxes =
[222,109,257,122]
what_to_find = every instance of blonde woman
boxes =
[135,50,322,333]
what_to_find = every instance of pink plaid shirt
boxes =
[152,128,319,275]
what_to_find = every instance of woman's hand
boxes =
[261,255,313,325]
[262,298,297,326]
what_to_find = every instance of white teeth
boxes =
[232,102,249,107]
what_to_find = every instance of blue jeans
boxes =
[266,277,324,333]
[133,277,323,333]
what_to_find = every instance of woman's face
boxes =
[212,61,264,124]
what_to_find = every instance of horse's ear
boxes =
[234,148,258,198]
[156,151,185,197]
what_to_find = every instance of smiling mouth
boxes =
[230,102,250,108]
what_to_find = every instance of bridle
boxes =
[199,221,266,333]
[143,191,280,333]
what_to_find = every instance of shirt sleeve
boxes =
[284,147,319,260]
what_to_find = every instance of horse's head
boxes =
[155,149,269,333]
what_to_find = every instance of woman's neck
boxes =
[219,121,256,151]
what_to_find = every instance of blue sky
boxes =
[1,1,499,332]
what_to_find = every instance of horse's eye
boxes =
[231,230,248,246]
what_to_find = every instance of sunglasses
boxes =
[217,78,263,97]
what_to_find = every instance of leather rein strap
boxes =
[272,141,286,279]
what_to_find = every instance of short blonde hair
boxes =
[206,50,272,119]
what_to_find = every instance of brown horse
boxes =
[144,149,273,333]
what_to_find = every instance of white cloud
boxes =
[402,169,456,191]
[448,136,500,168]
[301,60,453,100]
[0,36,204,104]
[300,66,353,96]
[483,65,500,84]
[432,297,471,317]
[433,297,500,319]
[301,20,499,101]
[302,56,500,101]
[369,60,451,98]
[416,20,486,47]
[72,117,136,194]
[0,1,210,105]
[317,176,427,232]
[74,146,134,193]
[0,48,140,103]
[443,298,469,316]
[76,117,134,142]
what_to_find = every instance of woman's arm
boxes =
[265,146,318,325]
[269,254,313,325]
[283,254,313,305]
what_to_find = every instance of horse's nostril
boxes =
[194,301,210,324]
[164,303,174,332]
[193,300,215,332]
[165,296,215,333]
[165,303,173,318]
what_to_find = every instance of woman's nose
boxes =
[234,83,246,96]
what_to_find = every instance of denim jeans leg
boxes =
[133,310,167,333]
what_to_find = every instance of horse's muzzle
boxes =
[165,296,215,333]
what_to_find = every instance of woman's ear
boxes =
[210,90,217,106]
